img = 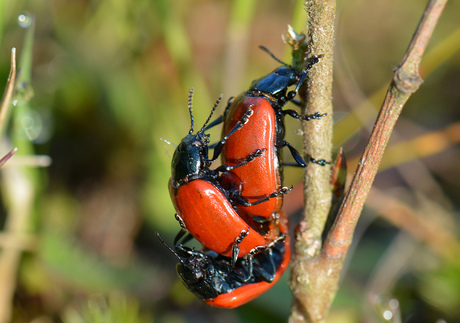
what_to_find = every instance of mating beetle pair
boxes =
[159,46,327,307]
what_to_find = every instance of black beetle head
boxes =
[250,46,322,106]
[156,232,220,300]
[176,256,219,300]
[250,66,304,100]
[171,89,222,186]
[171,132,210,185]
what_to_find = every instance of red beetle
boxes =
[220,47,327,220]
[169,89,289,261]
[221,96,282,220]
[156,210,290,308]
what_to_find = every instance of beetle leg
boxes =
[233,186,293,207]
[309,155,330,166]
[283,109,327,121]
[289,55,323,98]
[289,99,301,107]
[214,148,266,173]
[288,73,307,100]
[174,212,187,230]
[231,228,250,267]
[229,253,254,283]
[267,186,293,198]
[252,247,277,283]
[283,140,307,167]
[210,107,254,161]
[174,229,193,247]
[283,157,330,167]
[285,54,323,103]
[267,234,286,248]
[305,55,323,70]
[282,141,330,167]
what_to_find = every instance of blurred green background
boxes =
[0,0,459,322]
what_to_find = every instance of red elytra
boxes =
[222,96,282,220]
[204,210,291,308]
[169,178,272,258]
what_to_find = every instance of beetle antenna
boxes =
[160,137,177,148]
[156,232,185,264]
[188,88,194,134]
[199,94,223,134]
[259,45,291,68]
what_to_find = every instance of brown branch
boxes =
[323,0,447,260]
[289,0,448,322]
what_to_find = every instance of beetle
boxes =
[169,89,290,262]
[156,210,290,308]
[218,46,328,220]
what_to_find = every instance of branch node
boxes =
[394,67,424,94]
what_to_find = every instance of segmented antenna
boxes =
[259,45,291,67]
[260,45,323,72]
[198,94,223,134]
[188,88,194,134]
[156,232,184,264]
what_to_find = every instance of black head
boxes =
[249,66,304,100]
[249,46,322,107]
[156,232,220,300]
[173,244,253,300]
[171,89,222,186]
[176,256,220,300]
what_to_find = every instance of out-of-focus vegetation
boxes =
[0,0,459,322]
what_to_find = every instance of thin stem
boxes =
[323,0,448,260]
[289,0,336,322]
[0,48,16,135]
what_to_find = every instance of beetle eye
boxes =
[177,142,186,152]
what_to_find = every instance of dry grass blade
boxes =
[0,48,18,323]
[366,188,460,263]
[0,48,16,134]
[350,121,460,172]
[0,148,18,168]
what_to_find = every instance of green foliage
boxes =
[419,262,460,318]
[63,293,150,323]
